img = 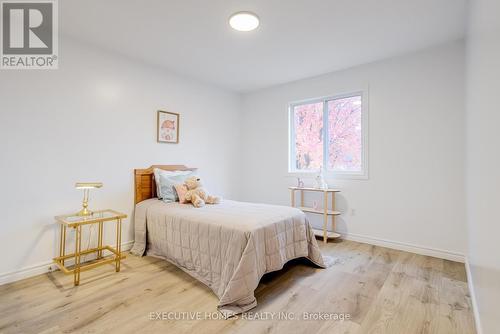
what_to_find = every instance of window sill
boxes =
[287,171,369,181]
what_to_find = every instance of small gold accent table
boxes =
[289,187,341,243]
[54,209,127,286]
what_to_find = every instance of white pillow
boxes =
[153,168,192,199]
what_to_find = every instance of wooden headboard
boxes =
[134,165,197,204]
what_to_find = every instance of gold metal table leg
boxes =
[74,225,82,286]
[97,222,103,259]
[59,225,67,266]
[59,225,63,257]
[62,225,66,266]
[115,218,122,272]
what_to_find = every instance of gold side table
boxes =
[54,209,127,286]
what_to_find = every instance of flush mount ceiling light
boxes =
[229,12,260,32]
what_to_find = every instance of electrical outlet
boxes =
[351,208,356,216]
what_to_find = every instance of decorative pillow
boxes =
[153,168,192,199]
[158,172,195,202]
[174,184,189,204]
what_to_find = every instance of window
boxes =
[289,92,367,178]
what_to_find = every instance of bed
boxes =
[130,165,326,317]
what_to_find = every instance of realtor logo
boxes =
[1,0,58,69]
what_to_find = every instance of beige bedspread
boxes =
[130,199,325,317]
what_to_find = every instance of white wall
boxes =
[240,41,466,257]
[465,0,500,332]
[0,37,471,286]
[0,38,241,280]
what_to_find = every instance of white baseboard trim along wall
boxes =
[342,232,466,263]
[0,234,466,286]
[465,258,483,334]
[0,240,134,286]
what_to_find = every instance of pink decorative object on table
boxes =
[297,178,304,188]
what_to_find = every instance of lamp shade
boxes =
[75,182,103,189]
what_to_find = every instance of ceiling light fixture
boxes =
[229,12,259,32]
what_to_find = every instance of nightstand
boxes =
[53,209,127,286]
[289,187,341,243]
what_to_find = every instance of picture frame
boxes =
[157,110,179,143]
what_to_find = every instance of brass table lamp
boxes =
[75,182,103,216]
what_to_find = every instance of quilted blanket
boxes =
[130,199,325,317]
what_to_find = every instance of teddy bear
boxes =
[184,176,221,207]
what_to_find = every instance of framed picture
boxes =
[157,110,179,143]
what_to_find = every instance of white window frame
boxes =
[288,90,369,180]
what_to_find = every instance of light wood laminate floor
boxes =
[0,240,476,334]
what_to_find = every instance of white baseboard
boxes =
[0,240,134,286]
[341,232,466,263]
[465,258,483,334]
[0,234,466,285]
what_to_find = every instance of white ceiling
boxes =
[61,0,466,92]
